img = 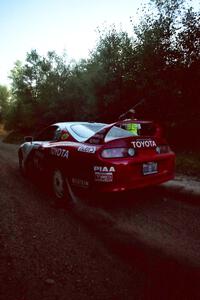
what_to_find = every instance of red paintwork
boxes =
[19,120,175,193]
[84,136,174,192]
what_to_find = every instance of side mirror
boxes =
[24,136,33,143]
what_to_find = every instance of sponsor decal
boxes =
[61,132,69,140]
[78,145,96,153]
[131,139,157,148]
[94,166,115,182]
[95,173,113,182]
[51,147,69,159]
[94,166,115,173]
[72,178,89,188]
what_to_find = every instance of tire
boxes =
[52,168,78,206]
[52,169,66,200]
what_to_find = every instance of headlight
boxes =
[156,145,170,154]
[101,148,135,158]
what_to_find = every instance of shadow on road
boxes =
[20,170,200,300]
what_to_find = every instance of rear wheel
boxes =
[52,168,78,206]
[52,169,66,199]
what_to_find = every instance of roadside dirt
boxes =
[0,141,145,300]
[0,140,200,300]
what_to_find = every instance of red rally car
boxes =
[18,120,175,201]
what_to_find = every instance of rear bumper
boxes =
[93,171,174,193]
[91,153,175,193]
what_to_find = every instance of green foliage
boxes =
[177,8,200,66]
[88,27,136,120]
[0,85,10,122]
[3,0,200,150]
[8,51,72,130]
[131,0,200,140]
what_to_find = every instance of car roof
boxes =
[54,121,105,128]
[54,120,153,129]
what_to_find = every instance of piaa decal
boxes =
[94,166,115,173]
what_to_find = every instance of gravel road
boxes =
[0,141,145,300]
[0,140,200,300]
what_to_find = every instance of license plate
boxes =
[143,162,158,175]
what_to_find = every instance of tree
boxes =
[88,27,135,120]
[8,50,73,130]
[131,0,200,148]
[5,0,200,150]
[131,0,187,117]
[0,85,9,122]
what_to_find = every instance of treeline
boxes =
[0,0,199,149]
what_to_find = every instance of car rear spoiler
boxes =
[86,120,154,144]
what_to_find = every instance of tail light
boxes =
[101,148,135,158]
[156,145,171,154]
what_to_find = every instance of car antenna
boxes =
[118,98,145,121]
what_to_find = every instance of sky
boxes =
[0,0,199,86]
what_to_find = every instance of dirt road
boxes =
[0,141,145,300]
[0,140,200,300]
